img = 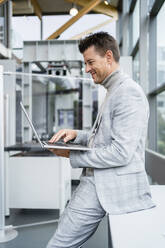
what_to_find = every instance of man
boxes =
[47,32,155,248]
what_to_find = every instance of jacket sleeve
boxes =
[73,130,90,146]
[70,83,149,169]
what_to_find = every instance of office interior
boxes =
[0,0,165,247]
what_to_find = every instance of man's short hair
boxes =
[78,32,120,62]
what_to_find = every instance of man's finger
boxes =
[49,134,57,143]
[54,130,66,142]
[49,130,66,143]
[63,135,73,143]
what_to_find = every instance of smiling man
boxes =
[46,32,155,248]
[82,34,120,84]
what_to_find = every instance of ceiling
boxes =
[12,0,121,16]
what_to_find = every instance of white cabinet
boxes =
[6,154,71,216]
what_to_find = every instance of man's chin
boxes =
[93,80,101,84]
[92,75,101,84]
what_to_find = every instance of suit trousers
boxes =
[46,175,106,248]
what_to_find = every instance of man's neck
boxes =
[105,63,120,80]
[110,63,120,75]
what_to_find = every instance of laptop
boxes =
[20,102,91,151]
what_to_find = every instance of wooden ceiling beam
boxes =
[30,0,42,20]
[70,17,117,40]
[66,0,118,19]
[47,0,102,40]
[0,0,8,5]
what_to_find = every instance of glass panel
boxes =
[133,51,139,83]
[67,110,74,127]
[12,16,41,59]
[148,0,155,12]
[157,91,165,155]
[132,0,139,47]
[43,14,116,40]
[157,3,165,86]
[0,5,5,45]
[12,16,41,41]
[4,72,96,144]
[58,110,65,126]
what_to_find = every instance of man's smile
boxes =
[91,72,96,78]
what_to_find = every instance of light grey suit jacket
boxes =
[70,70,155,214]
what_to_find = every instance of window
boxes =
[158,101,164,108]
[43,14,116,40]
[58,109,74,128]
[58,110,65,126]
[0,5,5,45]
[157,3,165,86]
[133,51,139,83]
[132,0,139,48]
[157,91,165,155]
[12,16,41,59]
[67,110,74,127]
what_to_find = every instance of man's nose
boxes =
[85,64,90,73]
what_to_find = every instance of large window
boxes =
[157,3,165,87]
[12,16,41,58]
[58,109,74,128]
[132,0,139,47]
[157,91,165,155]
[133,51,139,83]
[156,2,165,156]
[43,14,116,40]
[117,0,165,182]
[0,6,5,45]
[12,16,41,41]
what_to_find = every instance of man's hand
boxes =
[49,129,77,143]
[48,129,77,157]
[49,148,70,158]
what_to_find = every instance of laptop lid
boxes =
[20,102,91,151]
[20,102,44,148]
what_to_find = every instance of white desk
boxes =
[109,186,165,248]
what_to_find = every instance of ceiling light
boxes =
[104,1,109,5]
[69,5,78,16]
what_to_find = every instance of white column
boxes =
[0,66,18,243]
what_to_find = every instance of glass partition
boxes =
[157,91,165,155]
[12,16,41,59]
[0,5,5,45]
[132,0,139,48]
[157,2,165,87]
[133,51,139,83]
[3,72,96,144]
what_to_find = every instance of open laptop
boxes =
[20,102,91,151]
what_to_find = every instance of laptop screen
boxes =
[20,102,44,148]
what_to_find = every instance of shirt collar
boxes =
[101,68,122,90]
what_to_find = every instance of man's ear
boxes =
[106,50,113,63]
